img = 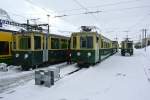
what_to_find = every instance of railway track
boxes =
[0,63,81,94]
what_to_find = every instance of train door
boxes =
[95,35,99,62]
[43,35,48,62]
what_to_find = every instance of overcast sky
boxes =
[0,0,150,41]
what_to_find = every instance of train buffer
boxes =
[35,67,60,87]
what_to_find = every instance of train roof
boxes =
[13,31,70,39]
[71,31,98,36]
[100,34,112,42]
[122,40,133,43]
[49,33,70,39]
[0,28,18,33]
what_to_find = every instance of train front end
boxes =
[71,32,100,67]
[0,29,12,64]
[12,32,47,70]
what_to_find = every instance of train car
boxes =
[70,26,113,67]
[112,41,119,54]
[121,38,133,56]
[0,29,13,64]
[12,31,69,70]
[100,35,113,61]
[48,34,70,63]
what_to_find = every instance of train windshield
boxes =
[127,42,133,48]
[34,36,41,49]
[19,36,31,50]
[80,36,93,49]
[0,41,9,55]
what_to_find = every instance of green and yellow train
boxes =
[0,29,13,64]
[70,26,117,67]
[121,38,133,56]
[112,41,119,54]
[12,31,70,70]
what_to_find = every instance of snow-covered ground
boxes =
[0,63,78,94]
[0,47,150,100]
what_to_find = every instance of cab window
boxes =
[0,41,9,55]
[34,36,41,49]
[80,36,93,48]
[127,42,133,48]
[19,36,31,49]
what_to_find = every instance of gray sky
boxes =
[0,0,150,41]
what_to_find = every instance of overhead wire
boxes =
[72,0,103,29]
[14,0,150,35]
[24,0,55,15]
[127,14,150,31]
[54,5,150,17]
[57,0,141,13]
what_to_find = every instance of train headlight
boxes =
[88,52,91,57]
[77,52,80,56]
[15,54,19,58]
[24,54,29,59]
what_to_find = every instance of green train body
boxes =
[12,32,69,70]
[121,39,133,56]
[70,27,117,67]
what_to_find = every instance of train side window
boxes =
[61,39,67,49]
[51,38,59,49]
[101,39,103,48]
[122,42,125,48]
[34,36,41,49]
[19,36,31,50]
[73,37,76,48]
[96,36,99,42]
[0,41,9,55]
[13,42,16,49]
[13,36,16,49]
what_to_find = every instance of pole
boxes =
[27,20,29,31]
[145,29,147,52]
[142,29,144,48]
[47,14,50,33]
[139,34,142,48]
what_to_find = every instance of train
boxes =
[70,26,118,67]
[112,41,119,53]
[12,31,70,70]
[0,25,119,70]
[0,29,13,64]
[121,38,133,56]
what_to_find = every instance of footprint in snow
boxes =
[59,98,67,100]
[116,73,126,77]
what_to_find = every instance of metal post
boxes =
[47,14,50,33]
[145,29,147,52]
[50,71,54,85]
[142,29,144,48]
[27,20,29,31]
